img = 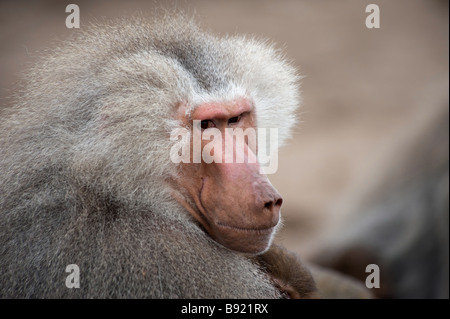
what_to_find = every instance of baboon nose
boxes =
[263,195,282,226]
[264,197,283,212]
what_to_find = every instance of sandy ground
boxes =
[1,0,448,297]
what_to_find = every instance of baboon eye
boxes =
[228,115,242,125]
[200,120,215,130]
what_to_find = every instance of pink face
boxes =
[172,98,282,254]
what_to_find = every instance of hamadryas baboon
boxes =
[0,14,318,298]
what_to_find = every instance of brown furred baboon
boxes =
[0,14,318,298]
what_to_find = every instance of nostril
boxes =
[264,201,273,210]
[275,198,283,207]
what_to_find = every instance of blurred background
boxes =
[1,0,448,298]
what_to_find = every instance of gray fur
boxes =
[0,14,300,298]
